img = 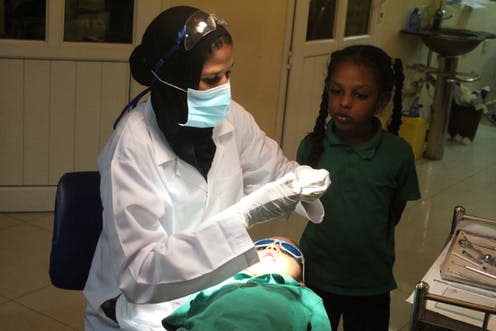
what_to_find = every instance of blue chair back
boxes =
[49,171,103,290]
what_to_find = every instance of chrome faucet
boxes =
[432,0,446,30]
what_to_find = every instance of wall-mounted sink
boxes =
[401,26,495,160]
[402,28,496,56]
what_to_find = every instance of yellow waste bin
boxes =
[399,116,428,160]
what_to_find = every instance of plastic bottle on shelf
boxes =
[407,8,421,33]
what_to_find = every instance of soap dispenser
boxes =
[407,8,421,33]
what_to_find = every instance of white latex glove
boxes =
[291,165,330,202]
[209,172,301,228]
[239,172,303,228]
[208,167,330,229]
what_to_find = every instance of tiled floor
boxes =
[1,117,495,331]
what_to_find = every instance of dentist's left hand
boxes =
[291,165,330,202]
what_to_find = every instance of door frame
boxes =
[280,0,387,156]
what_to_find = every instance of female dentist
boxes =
[83,6,330,331]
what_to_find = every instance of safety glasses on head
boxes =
[152,10,227,77]
[182,10,227,51]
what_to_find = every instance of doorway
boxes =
[281,0,385,159]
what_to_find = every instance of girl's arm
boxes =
[392,199,407,225]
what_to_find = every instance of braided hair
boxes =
[305,45,404,167]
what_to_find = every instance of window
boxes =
[64,0,133,43]
[0,0,46,40]
[344,0,371,37]
[306,0,336,41]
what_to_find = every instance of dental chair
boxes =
[49,171,103,290]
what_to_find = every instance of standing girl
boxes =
[297,45,420,331]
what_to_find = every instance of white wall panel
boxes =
[0,59,23,185]
[0,58,129,211]
[0,186,56,212]
[283,55,328,160]
[100,63,129,149]
[49,61,77,184]
[75,62,102,171]
[23,60,50,185]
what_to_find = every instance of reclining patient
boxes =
[162,236,331,330]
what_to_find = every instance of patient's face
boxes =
[245,237,302,281]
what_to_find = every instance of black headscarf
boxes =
[129,6,232,178]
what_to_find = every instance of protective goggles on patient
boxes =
[254,238,306,282]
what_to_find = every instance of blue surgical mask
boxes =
[151,71,231,128]
[182,82,231,128]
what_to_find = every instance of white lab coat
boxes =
[83,98,323,330]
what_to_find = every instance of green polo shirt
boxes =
[297,118,420,296]
[162,273,331,330]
